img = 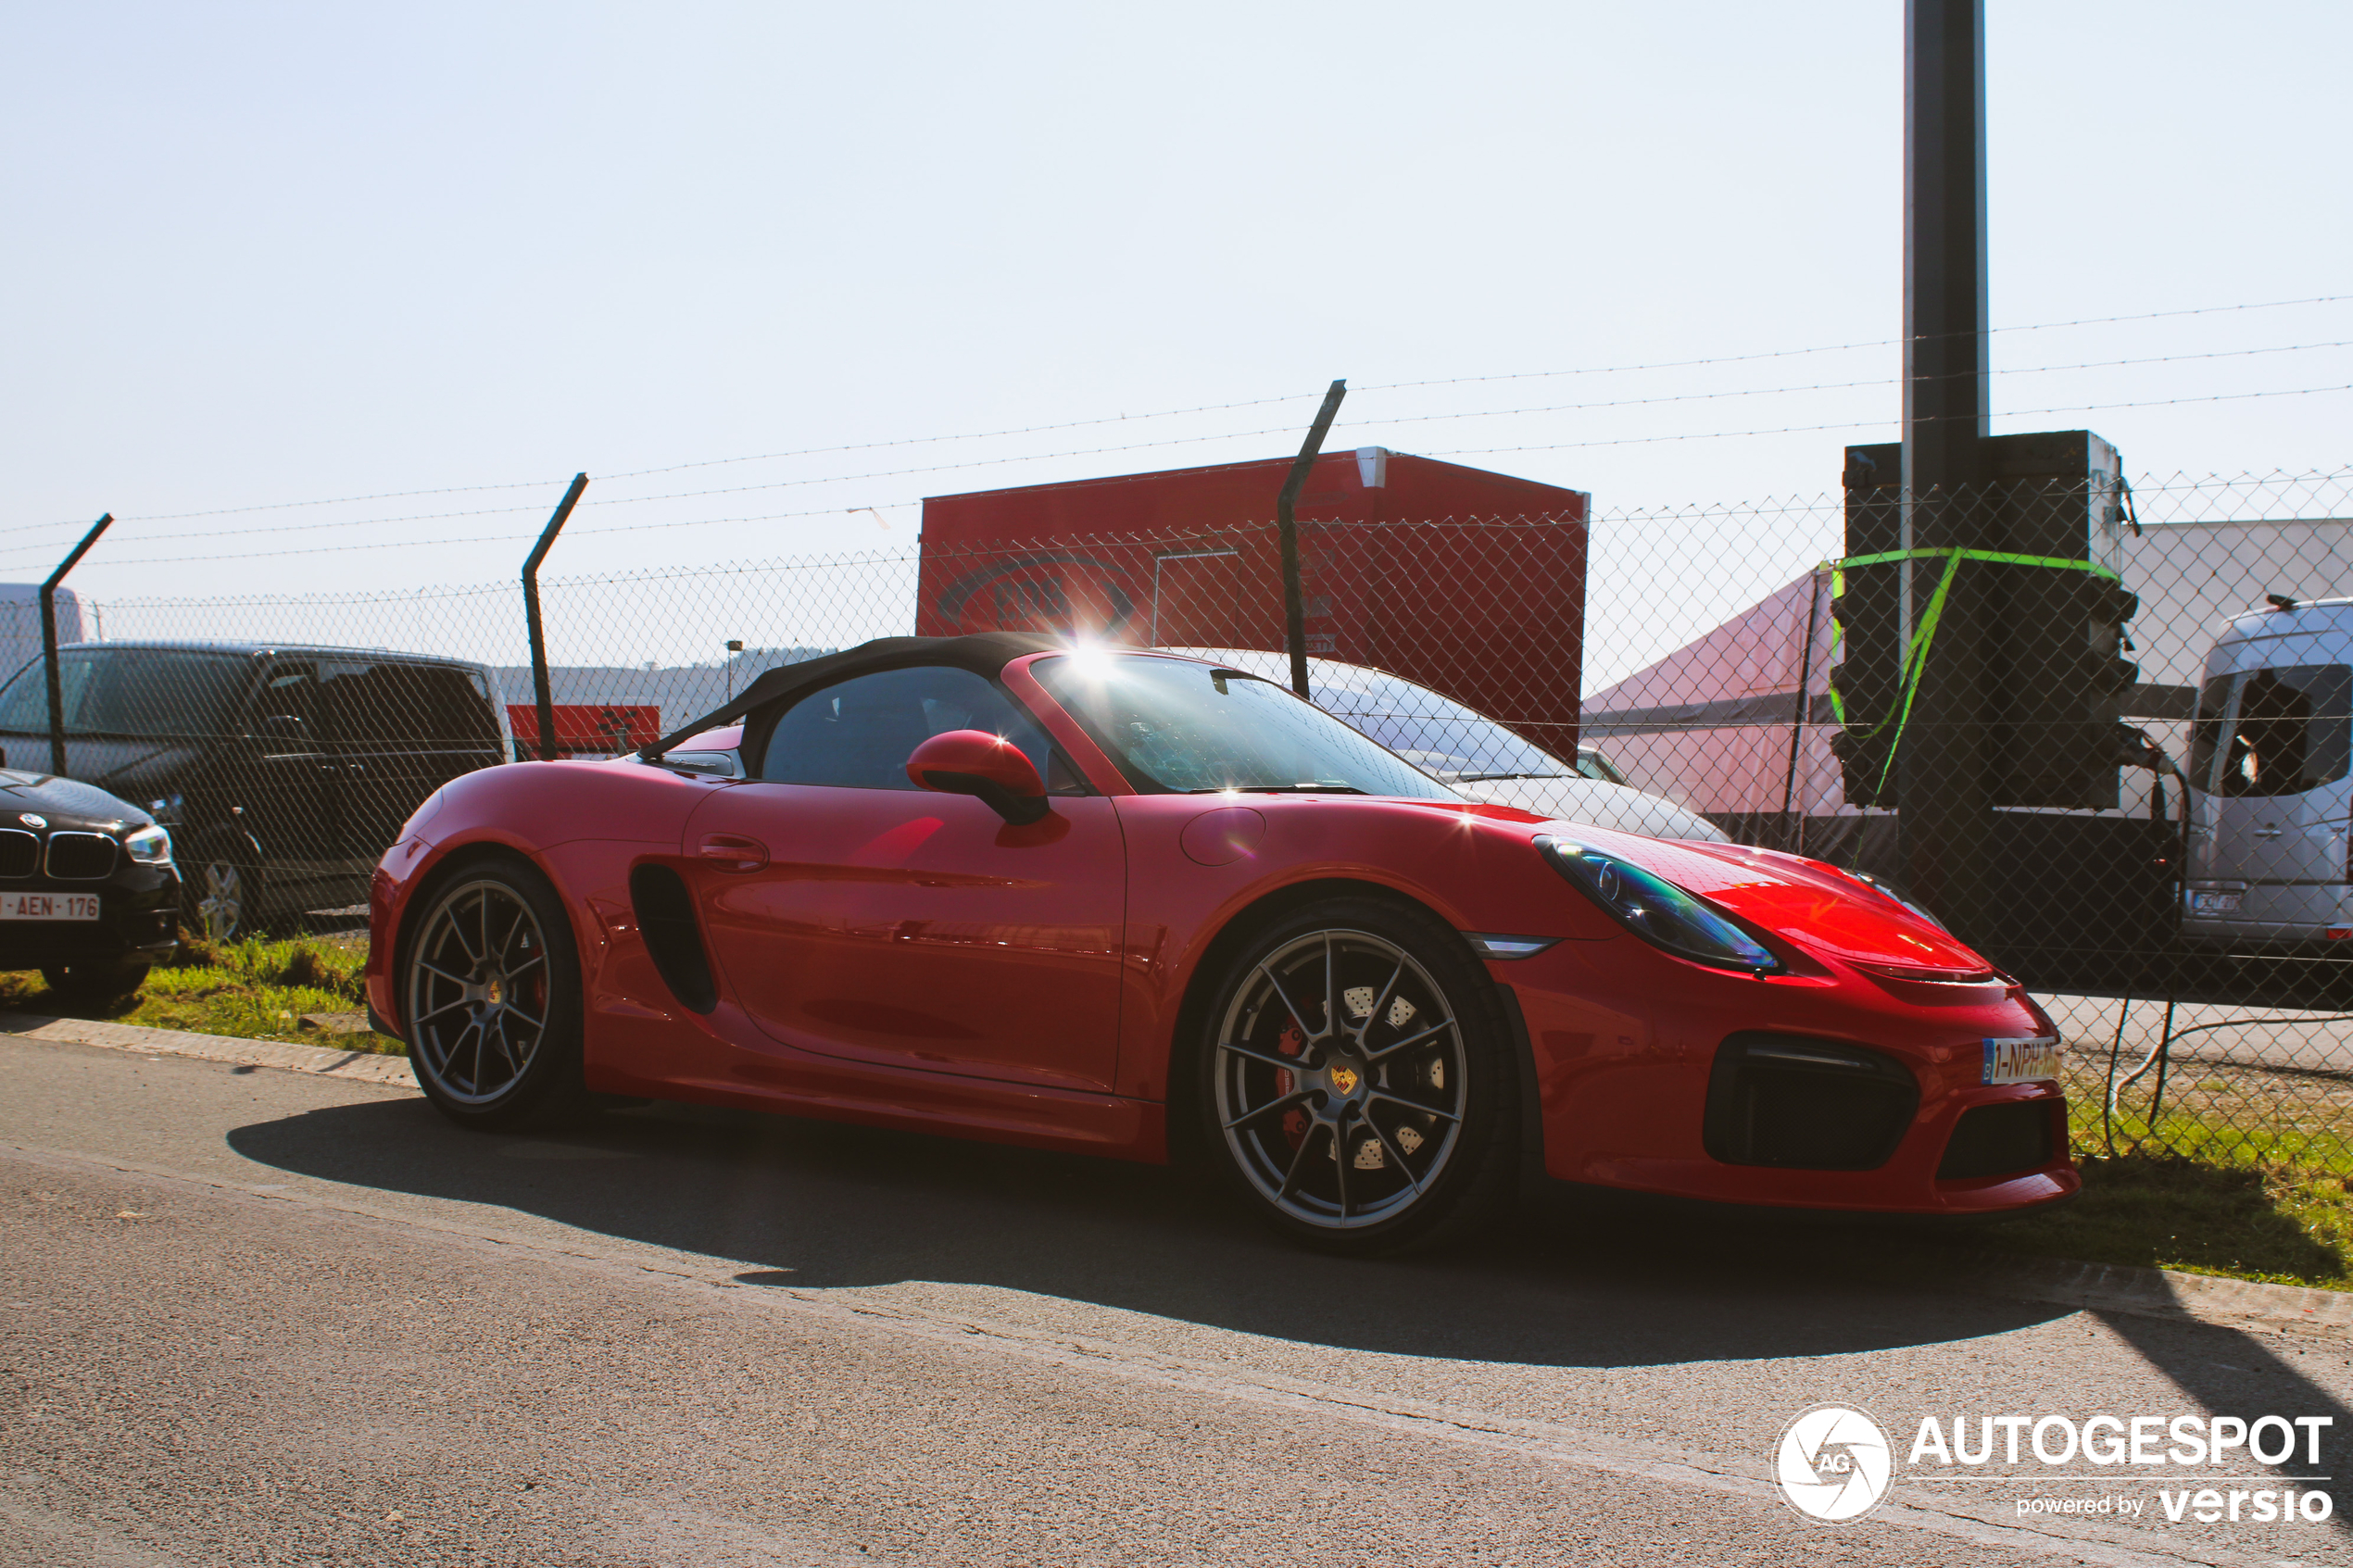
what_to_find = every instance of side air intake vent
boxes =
[1704,1032,1919,1171]
[628,863,717,1015]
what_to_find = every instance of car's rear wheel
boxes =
[1197,897,1518,1254]
[402,857,585,1130]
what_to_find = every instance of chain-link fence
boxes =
[23,465,2353,1171]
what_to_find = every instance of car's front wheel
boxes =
[1196,897,1519,1254]
[401,856,585,1129]
[187,833,263,944]
[41,958,150,1010]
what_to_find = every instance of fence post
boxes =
[1895,0,1994,938]
[42,513,112,778]
[1275,381,1347,698]
[522,473,590,761]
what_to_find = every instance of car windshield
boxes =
[0,648,253,740]
[1321,683,1564,783]
[1034,653,1462,799]
[1158,648,1567,783]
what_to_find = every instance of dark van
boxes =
[0,643,510,939]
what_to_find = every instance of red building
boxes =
[915,450,1589,754]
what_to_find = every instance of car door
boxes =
[241,659,343,884]
[681,662,1125,1092]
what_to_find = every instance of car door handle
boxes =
[2254,826,2284,839]
[698,833,769,872]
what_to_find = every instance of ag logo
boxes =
[18,814,44,829]
[1775,1404,1892,1523]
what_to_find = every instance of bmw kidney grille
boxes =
[44,832,118,880]
[0,830,37,879]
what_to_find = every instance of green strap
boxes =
[1819,547,2120,795]
[1830,546,2121,580]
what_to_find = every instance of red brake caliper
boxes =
[1274,1020,1307,1149]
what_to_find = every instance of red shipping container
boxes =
[915,450,1589,755]
[505,703,662,757]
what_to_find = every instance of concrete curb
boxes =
[0,1010,416,1089]
[1961,1251,2353,1340]
[7,1010,2350,1337]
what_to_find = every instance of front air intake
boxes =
[628,863,717,1015]
[1937,1100,2057,1181]
[1704,1033,1919,1171]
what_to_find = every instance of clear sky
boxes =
[3,1,2347,623]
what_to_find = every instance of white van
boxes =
[2181,596,2353,947]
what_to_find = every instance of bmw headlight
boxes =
[1535,835,1780,975]
[124,824,173,865]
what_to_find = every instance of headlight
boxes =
[124,825,173,865]
[1535,835,1780,974]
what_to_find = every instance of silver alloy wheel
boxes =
[197,859,245,941]
[1213,928,1468,1231]
[407,877,552,1107]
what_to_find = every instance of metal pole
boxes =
[1276,381,1347,697]
[1896,0,1993,935]
[42,513,112,778]
[522,473,589,761]
[1781,567,1826,854]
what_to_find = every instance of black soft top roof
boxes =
[638,631,1070,759]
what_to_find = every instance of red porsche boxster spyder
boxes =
[365,633,2076,1251]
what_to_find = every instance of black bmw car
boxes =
[0,770,179,1004]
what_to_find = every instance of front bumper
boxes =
[0,863,180,967]
[1499,935,2078,1217]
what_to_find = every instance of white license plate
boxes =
[2191,890,2242,914]
[1982,1035,2061,1085]
[0,893,100,922]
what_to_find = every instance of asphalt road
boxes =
[3,1036,2350,1567]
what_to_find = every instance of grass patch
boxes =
[1980,1152,2352,1290]
[0,932,406,1055]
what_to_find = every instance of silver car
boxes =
[1172,648,1727,842]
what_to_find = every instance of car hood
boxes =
[0,769,154,831]
[1538,824,1994,976]
[1456,775,1729,842]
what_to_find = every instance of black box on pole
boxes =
[1831,431,2139,812]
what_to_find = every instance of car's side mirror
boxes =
[906,730,1050,825]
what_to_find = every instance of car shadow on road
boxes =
[226,1093,2077,1370]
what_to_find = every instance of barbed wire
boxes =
[11,336,2346,558]
[1438,381,2353,458]
[18,291,2347,536]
